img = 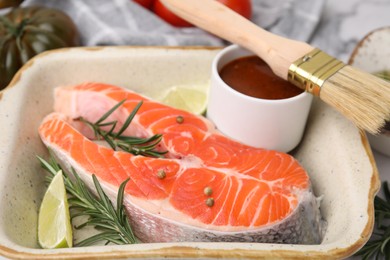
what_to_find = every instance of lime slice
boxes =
[161,84,209,115]
[38,170,73,249]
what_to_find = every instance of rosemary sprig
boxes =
[355,181,390,259]
[375,71,390,82]
[37,153,137,246]
[77,99,167,158]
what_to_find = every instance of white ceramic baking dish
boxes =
[349,26,390,158]
[0,46,379,259]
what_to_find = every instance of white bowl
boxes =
[0,46,379,259]
[207,44,313,152]
[349,26,390,157]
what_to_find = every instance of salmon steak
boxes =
[38,82,324,244]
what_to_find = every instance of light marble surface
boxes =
[312,0,390,63]
[1,0,390,259]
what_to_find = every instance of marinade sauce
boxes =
[219,55,303,100]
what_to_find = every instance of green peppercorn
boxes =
[157,169,166,179]
[204,186,213,196]
[206,198,214,207]
[176,115,184,124]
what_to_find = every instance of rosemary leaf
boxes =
[75,220,116,231]
[93,174,112,213]
[76,231,124,247]
[115,100,143,137]
[381,235,390,254]
[116,176,127,218]
[375,71,390,82]
[102,134,117,150]
[95,99,127,125]
[37,153,137,246]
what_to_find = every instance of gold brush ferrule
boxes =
[288,49,346,96]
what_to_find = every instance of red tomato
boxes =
[133,0,155,9]
[153,0,193,27]
[153,0,252,27]
[218,0,252,21]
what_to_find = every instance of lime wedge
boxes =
[38,170,73,249]
[161,84,209,115]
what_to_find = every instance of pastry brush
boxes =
[160,0,390,134]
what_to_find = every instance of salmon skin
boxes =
[39,82,325,244]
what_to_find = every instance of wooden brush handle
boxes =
[160,0,314,79]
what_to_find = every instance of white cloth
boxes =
[20,0,325,46]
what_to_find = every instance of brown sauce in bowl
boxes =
[219,55,303,100]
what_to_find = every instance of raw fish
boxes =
[39,82,324,244]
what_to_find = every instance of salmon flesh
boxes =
[38,82,325,244]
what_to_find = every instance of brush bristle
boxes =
[320,65,390,134]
